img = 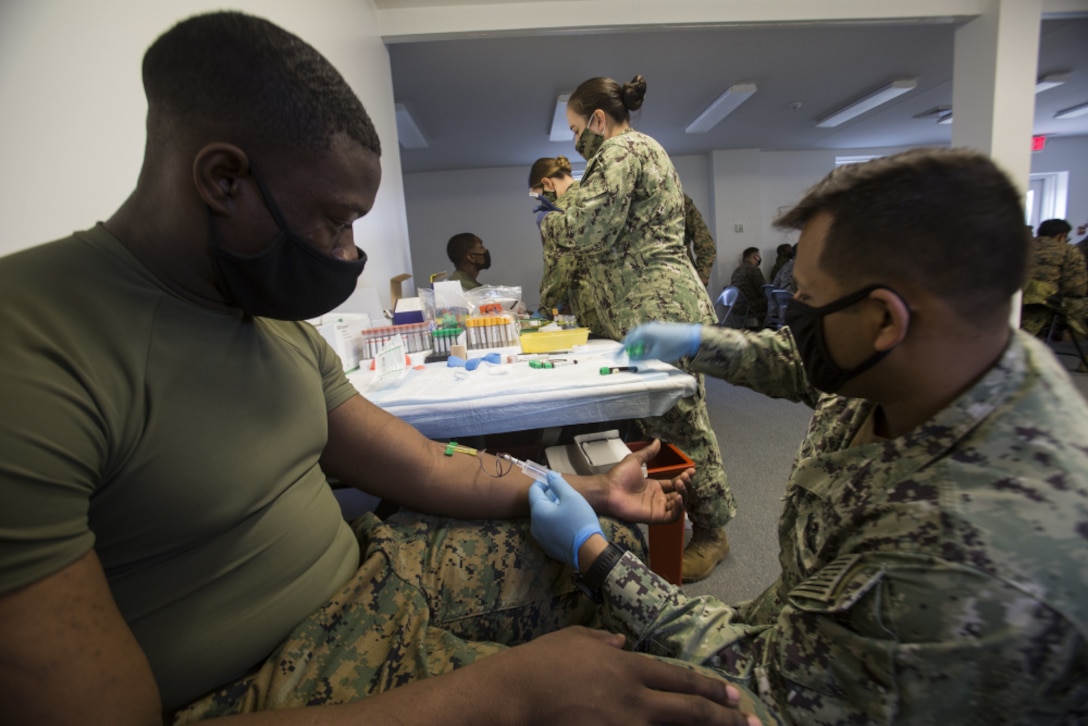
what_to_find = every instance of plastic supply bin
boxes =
[518,327,590,353]
[626,441,694,586]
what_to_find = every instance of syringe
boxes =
[498,452,649,481]
[498,452,551,482]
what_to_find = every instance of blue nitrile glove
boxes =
[531,194,561,214]
[528,470,605,570]
[621,322,702,362]
[464,352,502,371]
[533,195,562,231]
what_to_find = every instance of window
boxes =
[1025,172,1069,232]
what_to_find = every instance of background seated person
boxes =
[772,244,797,293]
[1020,218,1088,340]
[729,246,768,326]
[445,232,490,290]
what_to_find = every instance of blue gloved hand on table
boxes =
[528,470,604,570]
[621,321,703,362]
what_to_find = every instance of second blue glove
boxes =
[621,321,703,362]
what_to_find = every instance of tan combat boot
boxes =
[682,526,730,583]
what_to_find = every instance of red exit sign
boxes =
[1032,135,1047,151]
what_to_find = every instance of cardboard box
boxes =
[392,297,425,325]
[390,273,413,306]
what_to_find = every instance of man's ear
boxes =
[192,143,250,215]
[868,288,911,352]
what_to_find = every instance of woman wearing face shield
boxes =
[535,75,734,582]
[528,155,603,335]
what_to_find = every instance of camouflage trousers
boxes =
[168,511,646,723]
[635,368,735,532]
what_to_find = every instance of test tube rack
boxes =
[430,327,465,356]
[361,322,431,359]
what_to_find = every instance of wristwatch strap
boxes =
[575,542,625,602]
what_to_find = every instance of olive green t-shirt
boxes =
[447,268,482,290]
[0,225,361,709]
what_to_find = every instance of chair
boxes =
[714,286,749,328]
[762,284,779,328]
[771,289,794,330]
[1035,306,1088,369]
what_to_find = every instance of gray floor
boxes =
[679,345,1088,604]
[679,378,810,603]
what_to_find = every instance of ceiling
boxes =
[385,15,1088,175]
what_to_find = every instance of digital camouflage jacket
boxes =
[599,326,1088,724]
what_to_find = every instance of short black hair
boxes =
[743,247,760,259]
[447,233,479,264]
[1037,219,1072,238]
[775,148,1028,320]
[142,11,380,158]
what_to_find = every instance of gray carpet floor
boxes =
[679,346,1088,604]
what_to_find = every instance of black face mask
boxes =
[783,284,907,394]
[475,251,492,270]
[210,165,367,321]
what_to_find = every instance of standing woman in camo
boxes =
[536,75,734,581]
[528,155,604,336]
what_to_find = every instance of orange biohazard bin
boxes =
[626,441,693,585]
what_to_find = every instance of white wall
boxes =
[403,155,720,310]
[1031,136,1088,227]
[0,0,413,307]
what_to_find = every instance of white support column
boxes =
[951,0,1042,191]
[951,0,1042,326]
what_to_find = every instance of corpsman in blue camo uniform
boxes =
[535,74,734,582]
[528,148,1088,724]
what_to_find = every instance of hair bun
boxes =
[622,74,647,111]
[556,155,571,173]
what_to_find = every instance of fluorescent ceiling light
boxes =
[816,79,918,128]
[937,111,953,125]
[1054,101,1088,120]
[1035,73,1068,93]
[550,94,571,142]
[394,103,428,149]
[685,83,757,134]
